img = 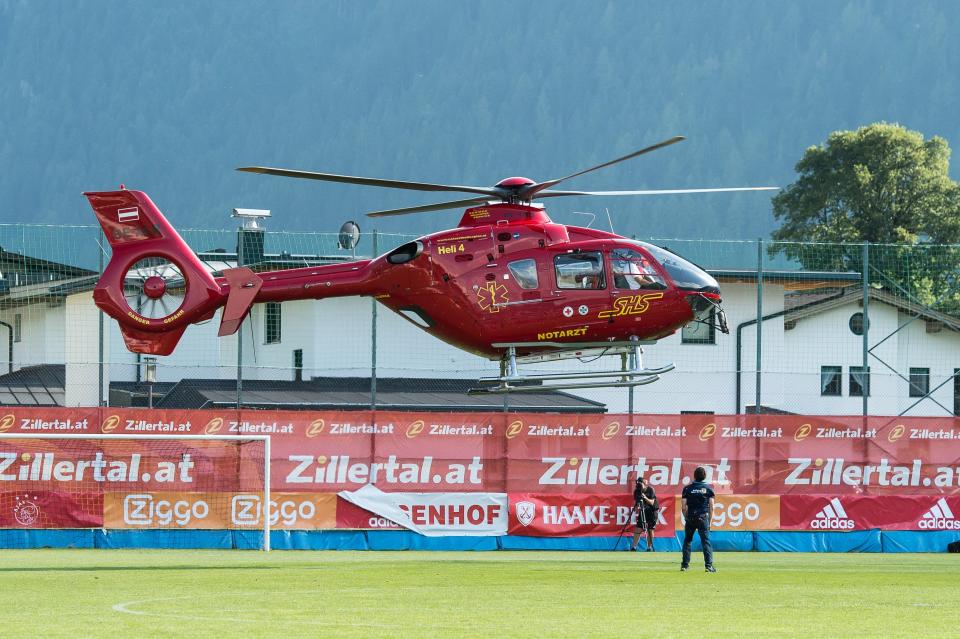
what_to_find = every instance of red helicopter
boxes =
[84,136,775,393]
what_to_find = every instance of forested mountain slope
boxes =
[1,0,957,240]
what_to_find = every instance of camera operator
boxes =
[630,476,659,552]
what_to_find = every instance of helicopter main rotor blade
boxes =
[537,186,780,197]
[237,166,499,198]
[366,197,493,218]
[520,136,687,199]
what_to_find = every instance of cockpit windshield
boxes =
[632,241,720,294]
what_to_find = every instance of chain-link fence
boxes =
[0,222,957,417]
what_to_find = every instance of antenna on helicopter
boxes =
[605,207,615,234]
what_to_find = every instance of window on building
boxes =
[848,312,868,336]
[293,349,303,382]
[13,314,22,343]
[554,252,605,290]
[908,367,930,398]
[850,366,870,397]
[681,308,716,344]
[507,259,539,289]
[264,302,281,344]
[820,366,842,396]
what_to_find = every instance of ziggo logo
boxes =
[711,501,761,528]
[123,494,209,527]
[680,500,765,529]
[230,495,319,527]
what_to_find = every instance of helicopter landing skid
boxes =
[468,339,675,395]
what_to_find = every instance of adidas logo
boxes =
[918,498,960,530]
[811,497,855,530]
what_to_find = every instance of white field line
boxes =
[111,591,465,629]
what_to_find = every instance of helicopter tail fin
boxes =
[84,188,228,355]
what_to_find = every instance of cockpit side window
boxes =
[610,248,667,291]
[634,241,720,293]
[508,258,539,289]
[555,251,605,290]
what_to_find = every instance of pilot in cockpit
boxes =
[613,254,664,290]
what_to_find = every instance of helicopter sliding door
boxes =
[546,250,610,341]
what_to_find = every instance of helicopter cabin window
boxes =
[611,249,666,290]
[507,259,539,289]
[555,252,605,290]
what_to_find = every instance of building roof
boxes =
[152,377,607,413]
[784,286,960,332]
[710,269,862,291]
[0,364,66,406]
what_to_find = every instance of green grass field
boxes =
[0,550,955,638]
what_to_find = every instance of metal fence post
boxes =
[862,242,869,416]
[236,229,244,410]
[371,230,378,409]
[755,238,763,414]
[98,232,105,406]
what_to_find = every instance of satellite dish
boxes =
[338,220,361,251]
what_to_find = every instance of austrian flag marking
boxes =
[117,207,139,222]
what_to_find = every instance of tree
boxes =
[770,123,960,314]
[771,123,959,247]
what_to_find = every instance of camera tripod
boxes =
[613,502,648,551]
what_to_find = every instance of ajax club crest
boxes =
[13,494,40,526]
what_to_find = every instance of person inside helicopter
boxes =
[611,248,666,290]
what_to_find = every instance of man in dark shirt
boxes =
[681,466,716,572]
[630,476,659,551]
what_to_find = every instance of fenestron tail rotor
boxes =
[123,256,187,320]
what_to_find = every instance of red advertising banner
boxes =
[780,495,960,531]
[507,493,675,537]
[3,409,957,495]
[1,408,959,531]
[0,490,102,528]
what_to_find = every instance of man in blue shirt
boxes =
[681,466,716,572]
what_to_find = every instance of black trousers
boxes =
[681,513,714,568]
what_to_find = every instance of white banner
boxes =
[338,484,508,536]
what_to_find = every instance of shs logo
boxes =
[810,497,854,530]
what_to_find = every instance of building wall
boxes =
[778,300,958,416]
[0,302,67,370]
